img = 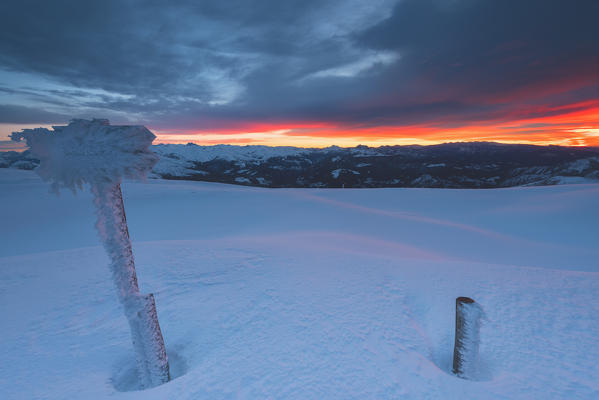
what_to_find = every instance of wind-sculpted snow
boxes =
[10,119,158,192]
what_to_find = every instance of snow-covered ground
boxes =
[1,168,598,399]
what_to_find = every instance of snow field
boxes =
[1,169,598,399]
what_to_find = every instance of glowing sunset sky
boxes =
[1,0,598,148]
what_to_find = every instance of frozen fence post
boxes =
[452,296,482,379]
[11,119,170,388]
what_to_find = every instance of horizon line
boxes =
[3,138,599,153]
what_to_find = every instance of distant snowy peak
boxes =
[153,143,313,163]
[151,143,317,178]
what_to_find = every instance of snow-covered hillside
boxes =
[145,143,599,188]
[1,168,598,399]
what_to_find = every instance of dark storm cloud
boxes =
[0,0,596,130]
[358,0,599,100]
[0,104,69,124]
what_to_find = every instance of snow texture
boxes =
[10,119,158,192]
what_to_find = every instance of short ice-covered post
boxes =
[452,296,483,379]
[11,119,170,388]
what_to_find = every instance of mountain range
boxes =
[2,142,598,189]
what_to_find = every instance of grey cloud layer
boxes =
[0,0,596,129]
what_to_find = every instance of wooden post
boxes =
[11,120,168,388]
[93,183,170,388]
[452,296,482,379]
[127,293,171,388]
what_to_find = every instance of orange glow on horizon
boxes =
[152,101,599,148]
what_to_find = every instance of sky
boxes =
[1,0,598,149]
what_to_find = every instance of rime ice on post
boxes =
[452,296,483,379]
[11,119,170,388]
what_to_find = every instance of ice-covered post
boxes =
[452,296,482,379]
[11,119,170,388]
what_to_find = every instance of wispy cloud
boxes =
[308,51,399,79]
